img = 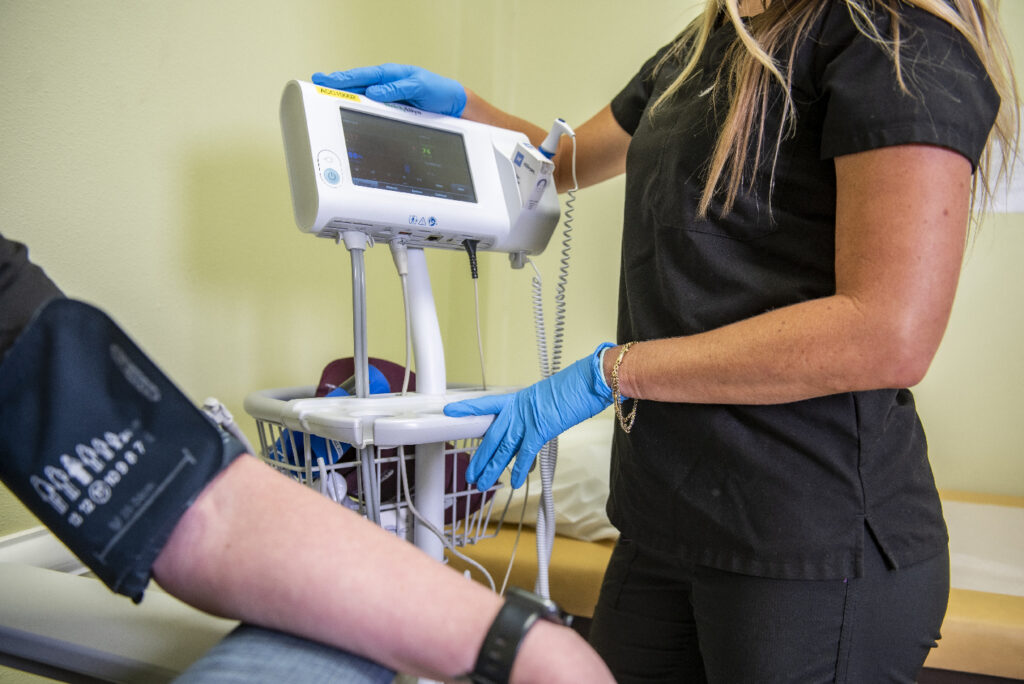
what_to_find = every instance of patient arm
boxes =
[152,454,612,683]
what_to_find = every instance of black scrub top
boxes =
[607,3,1000,579]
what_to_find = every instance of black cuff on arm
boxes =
[0,299,246,602]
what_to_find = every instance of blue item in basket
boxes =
[271,365,390,473]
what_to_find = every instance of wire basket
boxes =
[245,386,507,549]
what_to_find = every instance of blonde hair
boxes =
[653,0,1020,224]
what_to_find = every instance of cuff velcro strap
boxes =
[0,299,246,601]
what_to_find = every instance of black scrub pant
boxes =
[588,532,949,683]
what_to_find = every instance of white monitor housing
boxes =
[279,80,560,257]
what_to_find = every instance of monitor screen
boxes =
[340,108,477,203]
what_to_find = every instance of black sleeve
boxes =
[816,3,1000,168]
[0,235,64,359]
[610,43,678,136]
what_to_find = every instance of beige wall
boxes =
[1,0,1021,544]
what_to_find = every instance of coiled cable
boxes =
[530,129,578,598]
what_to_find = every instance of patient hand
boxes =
[514,621,615,683]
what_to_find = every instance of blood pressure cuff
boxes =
[0,299,247,602]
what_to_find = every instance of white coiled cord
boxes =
[530,129,578,598]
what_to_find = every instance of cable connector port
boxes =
[389,239,409,276]
[462,239,479,279]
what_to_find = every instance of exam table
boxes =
[0,528,236,682]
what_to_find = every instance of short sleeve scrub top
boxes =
[606,3,1000,580]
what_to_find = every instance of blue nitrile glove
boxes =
[273,365,390,471]
[444,343,615,490]
[311,64,467,118]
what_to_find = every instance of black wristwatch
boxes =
[468,586,568,684]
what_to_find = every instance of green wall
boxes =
[1,0,1021,546]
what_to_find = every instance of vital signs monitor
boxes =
[279,80,560,256]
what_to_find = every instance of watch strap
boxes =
[470,589,562,684]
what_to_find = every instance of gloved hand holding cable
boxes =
[444,342,616,490]
[312,64,467,117]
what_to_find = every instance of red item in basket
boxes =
[316,357,415,396]
[317,357,491,523]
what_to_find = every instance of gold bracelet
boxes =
[612,342,638,433]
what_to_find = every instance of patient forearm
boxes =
[152,455,489,677]
[152,455,611,682]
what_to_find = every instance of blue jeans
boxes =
[174,624,395,683]
[589,530,949,683]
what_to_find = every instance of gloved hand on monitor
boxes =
[444,342,616,489]
[312,64,467,118]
